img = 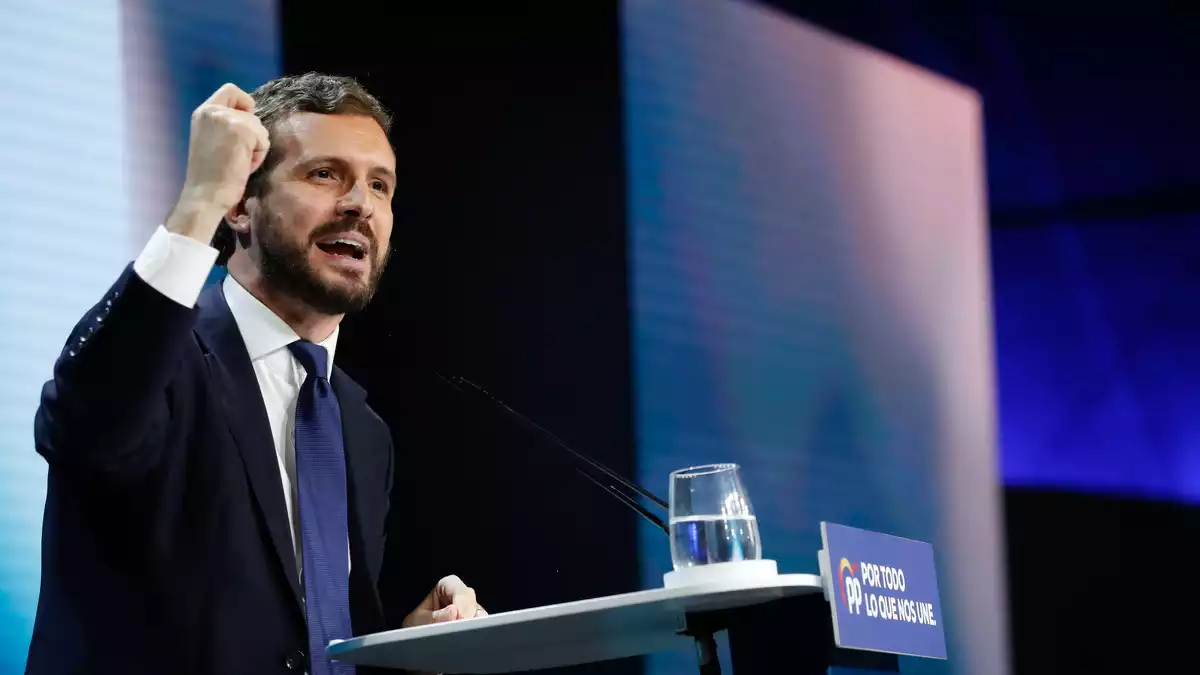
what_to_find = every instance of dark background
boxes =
[282,6,644,673]
[281,2,1199,673]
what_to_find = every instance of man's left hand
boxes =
[402,575,486,627]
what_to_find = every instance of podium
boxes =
[328,572,901,674]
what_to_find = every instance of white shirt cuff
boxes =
[132,225,220,308]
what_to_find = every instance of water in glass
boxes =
[668,463,763,569]
[670,514,761,568]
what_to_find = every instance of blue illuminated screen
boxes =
[623,1,1009,673]
[0,1,278,670]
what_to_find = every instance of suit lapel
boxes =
[332,369,386,626]
[193,283,305,616]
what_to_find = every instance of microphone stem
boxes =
[575,468,669,534]
[437,372,672,536]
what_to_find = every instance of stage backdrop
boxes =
[623,1,1008,674]
[0,0,277,669]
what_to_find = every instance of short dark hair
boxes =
[211,72,392,265]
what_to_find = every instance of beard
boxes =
[253,210,390,315]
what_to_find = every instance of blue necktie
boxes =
[289,340,354,675]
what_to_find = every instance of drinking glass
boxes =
[668,463,762,570]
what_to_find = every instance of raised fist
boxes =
[167,83,270,241]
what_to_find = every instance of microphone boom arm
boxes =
[574,468,669,534]
[437,373,670,535]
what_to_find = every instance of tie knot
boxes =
[288,340,329,381]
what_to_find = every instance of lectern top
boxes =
[329,573,823,674]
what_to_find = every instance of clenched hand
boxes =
[402,575,486,627]
[166,82,270,244]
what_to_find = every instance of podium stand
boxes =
[328,573,899,674]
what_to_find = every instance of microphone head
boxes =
[453,376,493,399]
[434,372,468,393]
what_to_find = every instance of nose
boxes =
[336,181,375,220]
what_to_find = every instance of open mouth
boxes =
[315,238,367,261]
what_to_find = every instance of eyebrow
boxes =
[299,155,397,185]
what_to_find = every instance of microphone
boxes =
[437,373,669,535]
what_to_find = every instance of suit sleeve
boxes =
[33,226,219,478]
[133,225,220,307]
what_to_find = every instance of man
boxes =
[27,73,481,675]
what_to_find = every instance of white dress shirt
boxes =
[133,224,344,579]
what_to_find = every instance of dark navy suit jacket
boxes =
[26,266,394,675]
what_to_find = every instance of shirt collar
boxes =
[222,273,338,378]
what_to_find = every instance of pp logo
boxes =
[839,558,863,615]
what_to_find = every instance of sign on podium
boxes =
[818,522,948,660]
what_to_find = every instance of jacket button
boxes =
[284,650,307,671]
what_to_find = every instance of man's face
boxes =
[247,112,396,315]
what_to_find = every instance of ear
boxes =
[225,197,252,234]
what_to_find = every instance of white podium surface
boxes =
[329,573,823,673]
